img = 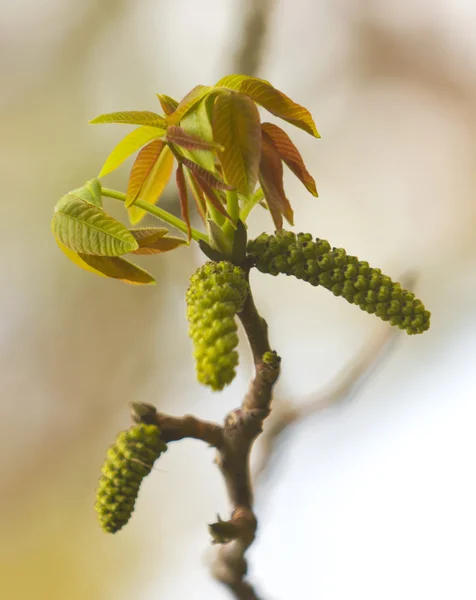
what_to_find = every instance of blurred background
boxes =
[1,0,476,598]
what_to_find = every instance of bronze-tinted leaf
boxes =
[157,94,179,116]
[127,144,175,225]
[259,131,294,230]
[213,92,261,197]
[192,171,232,221]
[126,140,164,206]
[89,111,166,127]
[261,122,318,196]
[166,85,212,126]
[176,163,192,241]
[166,125,221,151]
[130,227,187,254]
[215,75,319,138]
[180,157,233,190]
[184,169,207,223]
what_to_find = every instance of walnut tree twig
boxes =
[132,278,280,600]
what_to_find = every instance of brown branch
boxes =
[132,282,280,599]
[211,284,280,599]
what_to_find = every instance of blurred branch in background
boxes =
[232,0,275,76]
[254,272,418,483]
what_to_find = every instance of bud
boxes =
[95,424,167,533]
[247,231,430,334]
[186,261,249,390]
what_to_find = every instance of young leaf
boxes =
[230,219,248,265]
[192,171,232,222]
[213,92,261,198]
[206,219,232,255]
[184,169,207,223]
[215,75,319,138]
[98,126,165,178]
[68,179,103,208]
[176,163,192,242]
[166,126,221,151]
[52,195,138,256]
[166,85,212,126]
[126,140,164,206]
[198,239,228,262]
[259,131,294,230]
[157,94,179,115]
[178,95,216,171]
[57,240,155,285]
[261,122,318,196]
[131,235,187,255]
[89,111,166,127]
[180,157,233,190]
[129,227,169,243]
[261,123,317,196]
[128,145,175,225]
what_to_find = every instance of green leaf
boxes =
[57,240,155,285]
[68,179,103,208]
[261,122,317,196]
[259,131,294,230]
[198,239,228,262]
[192,171,232,222]
[230,220,248,265]
[176,163,192,242]
[98,126,165,178]
[52,195,138,256]
[215,75,319,137]
[166,85,212,126]
[89,111,166,127]
[178,95,216,171]
[127,144,175,225]
[213,92,261,197]
[157,94,179,115]
[206,219,232,255]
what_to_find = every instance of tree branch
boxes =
[132,282,280,599]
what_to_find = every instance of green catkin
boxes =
[186,261,249,390]
[95,424,167,533]
[247,231,430,335]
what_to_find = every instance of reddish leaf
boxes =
[184,170,207,223]
[212,92,262,197]
[166,125,221,151]
[130,228,187,254]
[261,122,318,196]
[157,94,179,115]
[166,85,212,126]
[215,75,319,138]
[126,140,164,206]
[259,131,294,230]
[192,172,232,221]
[180,157,233,190]
[127,144,175,224]
[176,163,192,242]
[129,227,168,244]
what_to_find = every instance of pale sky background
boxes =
[1,1,475,599]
